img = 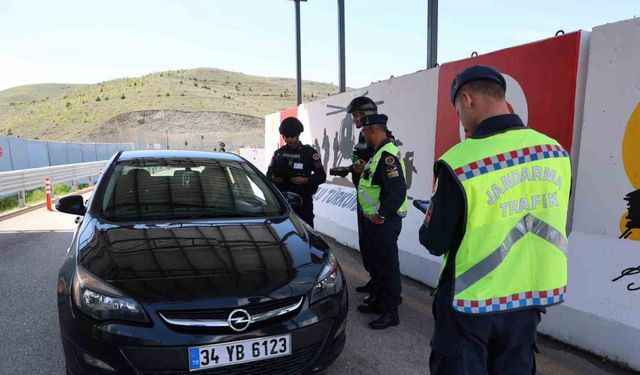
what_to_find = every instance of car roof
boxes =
[117,149,245,162]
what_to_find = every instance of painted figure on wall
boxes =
[620,102,640,241]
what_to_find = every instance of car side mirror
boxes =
[283,191,303,208]
[56,195,87,216]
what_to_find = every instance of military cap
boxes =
[450,65,506,104]
[361,114,388,127]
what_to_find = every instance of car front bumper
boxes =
[61,290,347,375]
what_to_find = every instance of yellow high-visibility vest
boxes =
[438,128,571,314]
[358,142,408,217]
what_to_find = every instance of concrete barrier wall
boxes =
[264,108,297,173]
[267,31,587,290]
[263,112,282,173]
[537,18,640,370]
[296,68,441,285]
[264,18,640,370]
[238,148,266,174]
[0,136,133,172]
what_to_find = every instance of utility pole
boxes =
[338,0,346,92]
[427,0,438,69]
[294,0,306,105]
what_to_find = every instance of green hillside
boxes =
[0,68,339,142]
[0,83,86,106]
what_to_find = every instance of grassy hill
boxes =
[0,83,87,106]
[0,68,339,144]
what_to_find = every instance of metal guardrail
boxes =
[0,161,107,207]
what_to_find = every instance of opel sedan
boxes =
[56,150,347,375]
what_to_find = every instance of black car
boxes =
[56,150,347,375]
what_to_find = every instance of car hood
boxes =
[76,216,329,304]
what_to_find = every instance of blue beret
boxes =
[450,65,506,104]
[362,114,388,127]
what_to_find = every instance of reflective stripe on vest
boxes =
[454,213,568,295]
[358,142,409,216]
[438,128,571,314]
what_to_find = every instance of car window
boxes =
[100,158,284,221]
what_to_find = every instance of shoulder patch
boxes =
[313,153,320,160]
[385,156,395,165]
[386,165,398,172]
[387,170,400,178]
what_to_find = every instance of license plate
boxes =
[188,334,291,371]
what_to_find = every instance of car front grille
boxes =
[141,342,321,375]
[160,296,303,321]
[158,296,304,334]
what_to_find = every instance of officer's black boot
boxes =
[357,299,384,314]
[368,311,399,330]
[355,280,373,293]
[363,293,375,305]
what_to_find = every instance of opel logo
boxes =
[227,309,252,332]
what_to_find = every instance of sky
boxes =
[0,0,638,91]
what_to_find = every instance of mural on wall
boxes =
[619,102,640,241]
[434,32,582,159]
[309,92,419,195]
[260,19,640,369]
[613,141,640,292]
[394,140,419,194]
[312,91,384,171]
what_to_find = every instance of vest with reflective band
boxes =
[358,142,409,217]
[438,128,571,314]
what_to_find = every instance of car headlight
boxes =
[310,252,343,305]
[72,265,148,323]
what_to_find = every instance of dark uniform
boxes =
[346,96,383,295]
[355,113,407,330]
[352,129,396,295]
[420,114,542,374]
[267,142,326,227]
[366,138,406,313]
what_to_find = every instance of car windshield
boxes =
[100,158,285,222]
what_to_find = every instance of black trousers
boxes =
[367,215,403,311]
[356,205,376,283]
[293,195,315,228]
[430,281,541,375]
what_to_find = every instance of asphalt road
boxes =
[0,205,636,375]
